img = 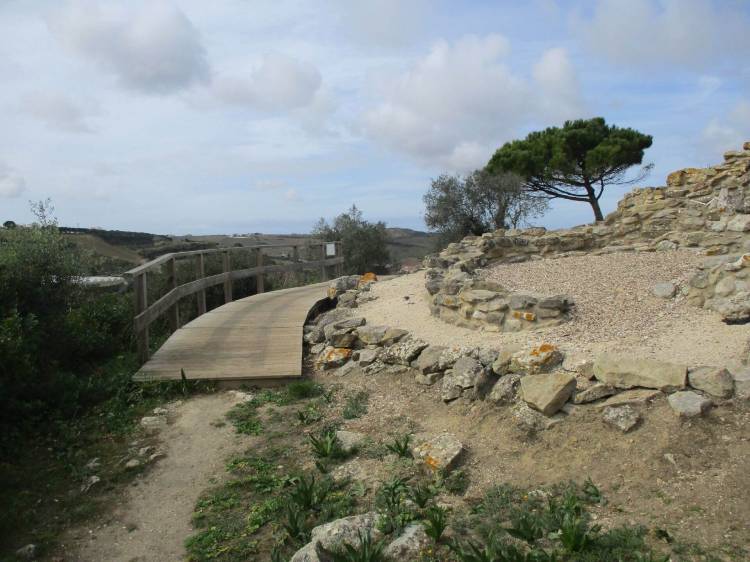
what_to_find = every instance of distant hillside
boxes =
[62,226,439,273]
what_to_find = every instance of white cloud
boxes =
[49,1,209,94]
[0,164,26,198]
[215,53,321,111]
[701,100,750,156]
[363,35,585,171]
[20,92,94,133]
[533,48,584,120]
[283,188,299,201]
[579,0,750,69]
[330,0,430,47]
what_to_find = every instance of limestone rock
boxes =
[335,430,366,453]
[727,214,750,232]
[140,416,167,432]
[316,347,353,370]
[593,354,687,391]
[520,373,577,416]
[411,345,447,374]
[328,275,361,299]
[573,383,618,404]
[652,282,677,299]
[290,542,320,562]
[414,371,443,385]
[688,366,734,398]
[598,389,662,408]
[356,325,408,346]
[125,458,141,469]
[311,512,382,554]
[334,361,361,377]
[440,371,462,402]
[14,544,37,560]
[382,339,429,365]
[353,347,381,367]
[315,308,352,327]
[667,391,713,417]
[509,344,563,374]
[326,328,358,348]
[384,524,431,559]
[488,374,522,404]
[512,402,565,432]
[602,406,641,432]
[451,356,484,388]
[413,433,463,473]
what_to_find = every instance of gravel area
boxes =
[357,252,750,368]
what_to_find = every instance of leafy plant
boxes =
[342,391,369,419]
[505,510,545,545]
[288,474,332,512]
[407,481,436,509]
[375,477,412,535]
[385,434,412,458]
[309,430,345,459]
[283,503,311,543]
[441,468,469,495]
[297,404,322,425]
[225,402,263,435]
[286,380,324,400]
[423,506,447,543]
[328,530,387,562]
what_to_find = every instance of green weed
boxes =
[329,530,387,562]
[342,391,369,419]
[385,434,412,458]
[309,430,346,459]
[423,506,448,543]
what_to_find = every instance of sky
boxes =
[1,0,749,235]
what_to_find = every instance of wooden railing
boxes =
[124,241,344,363]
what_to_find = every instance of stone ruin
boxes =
[424,141,750,331]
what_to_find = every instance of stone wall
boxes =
[425,142,750,331]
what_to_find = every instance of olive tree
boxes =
[423,169,548,245]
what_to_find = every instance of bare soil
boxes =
[317,365,750,557]
[62,393,250,562]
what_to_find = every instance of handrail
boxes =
[124,241,329,277]
[128,241,343,363]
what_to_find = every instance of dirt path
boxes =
[65,393,248,562]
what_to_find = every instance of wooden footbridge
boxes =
[125,242,343,384]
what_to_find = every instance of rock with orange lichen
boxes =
[315,346,353,370]
[412,433,463,474]
[509,344,564,374]
[358,272,378,288]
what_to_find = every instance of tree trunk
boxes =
[583,177,604,222]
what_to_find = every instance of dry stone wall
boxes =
[425,142,750,330]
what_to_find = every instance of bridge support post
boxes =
[320,244,328,281]
[222,251,233,303]
[196,253,207,315]
[134,272,149,363]
[256,248,265,293]
[292,245,300,286]
[168,257,180,331]
[335,242,343,277]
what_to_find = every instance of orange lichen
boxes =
[359,272,378,286]
[529,343,557,357]
[425,456,440,471]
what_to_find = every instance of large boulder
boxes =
[687,367,734,398]
[309,512,382,556]
[335,430,366,454]
[412,433,463,473]
[593,355,687,392]
[520,373,577,416]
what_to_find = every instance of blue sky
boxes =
[1,0,749,234]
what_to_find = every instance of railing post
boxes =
[134,272,149,363]
[292,245,300,286]
[196,252,207,315]
[320,244,328,281]
[222,250,233,303]
[335,242,343,277]
[168,257,180,331]
[256,248,265,293]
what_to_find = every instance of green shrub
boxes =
[342,391,369,419]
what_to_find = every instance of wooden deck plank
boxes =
[133,282,329,383]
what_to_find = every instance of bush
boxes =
[0,208,135,452]
[312,205,390,274]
